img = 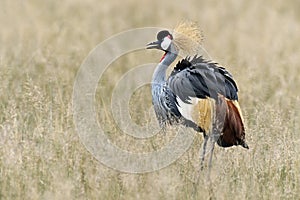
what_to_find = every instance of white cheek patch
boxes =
[161,37,172,50]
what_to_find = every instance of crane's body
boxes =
[147,24,248,171]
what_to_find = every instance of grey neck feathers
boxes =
[152,51,177,84]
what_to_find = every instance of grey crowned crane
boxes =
[146,22,248,170]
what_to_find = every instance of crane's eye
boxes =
[161,37,172,50]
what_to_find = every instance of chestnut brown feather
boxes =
[217,99,248,148]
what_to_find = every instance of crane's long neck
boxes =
[152,51,177,84]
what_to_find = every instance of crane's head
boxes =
[147,22,204,56]
[146,30,174,52]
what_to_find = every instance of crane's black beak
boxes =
[146,41,161,49]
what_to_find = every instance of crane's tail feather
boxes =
[193,97,248,149]
[217,98,248,148]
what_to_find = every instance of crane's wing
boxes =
[168,55,238,103]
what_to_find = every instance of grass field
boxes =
[1,0,300,199]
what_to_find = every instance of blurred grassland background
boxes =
[1,0,300,199]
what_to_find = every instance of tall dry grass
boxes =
[0,0,299,199]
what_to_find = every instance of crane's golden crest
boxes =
[172,21,204,55]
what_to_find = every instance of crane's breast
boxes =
[152,84,182,126]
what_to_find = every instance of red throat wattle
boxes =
[160,52,167,62]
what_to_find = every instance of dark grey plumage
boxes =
[169,55,239,104]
